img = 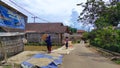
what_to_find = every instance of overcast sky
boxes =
[1,0,109,31]
[2,0,85,24]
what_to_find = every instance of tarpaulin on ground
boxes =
[21,53,63,68]
[0,5,26,29]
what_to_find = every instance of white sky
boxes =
[1,0,109,30]
[1,0,86,25]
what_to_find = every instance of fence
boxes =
[26,33,63,45]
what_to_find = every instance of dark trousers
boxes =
[47,46,52,53]
[66,43,68,49]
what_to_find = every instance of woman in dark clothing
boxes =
[45,35,52,53]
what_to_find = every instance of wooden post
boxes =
[60,33,63,45]
[0,41,1,65]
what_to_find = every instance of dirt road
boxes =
[60,41,120,68]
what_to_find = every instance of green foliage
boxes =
[113,59,120,64]
[83,26,120,53]
[95,2,120,28]
[68,27,77,34]
[78,0,120,28]
[25,42,62,46]
[95,17,111,28]
[82,27,120,54]
[77,40,80,43]
[78,0,106,24]
[82,32,89,43]
[71,40,81,44]
[25,42,46,46]
[78,0,120,54]
[3,64,21,68]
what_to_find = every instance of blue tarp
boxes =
[21,53,63,68]
[41,62,58,68]
[22,62,34,68]
[32,53,53,59]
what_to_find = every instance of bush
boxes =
[77,40,81,43]
[25,42,46,46]
[85,26,120,53]
[25,42,62,46]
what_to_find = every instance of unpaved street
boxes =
[60,41,120,68]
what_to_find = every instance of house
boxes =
[69,30,85,43]
[0,1,27,61]
[77,30,85,35]
[25,23,69,45]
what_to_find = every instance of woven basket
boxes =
[41,34,48,41]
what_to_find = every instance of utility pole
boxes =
[32,16,38,23]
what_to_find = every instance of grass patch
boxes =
[3,64,20,68]
[113,59,120,64]
[24,45,61,51]
[3,65,11,68]
[25,42,46,46]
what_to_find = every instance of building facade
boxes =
[25,23,69,45]
[0,1,27,61]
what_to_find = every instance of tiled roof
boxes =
[77,30,85,33]
[25,23,68,33]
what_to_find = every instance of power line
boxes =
[37,17,50,23]
[8,0,50,22]
[9,0,34,16]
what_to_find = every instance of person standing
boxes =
[65,37,69,49]
[45,34,52,53]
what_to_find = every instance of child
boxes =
[65,37,69,49]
